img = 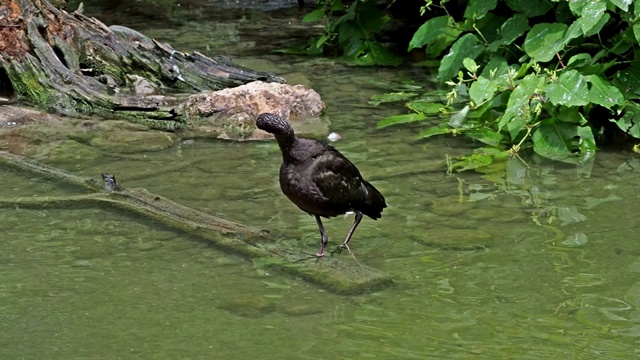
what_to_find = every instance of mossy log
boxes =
[0,151,393,293]
[0,0,284,129]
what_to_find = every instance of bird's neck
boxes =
[274,132,298,162]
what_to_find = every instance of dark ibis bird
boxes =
[256,113,386,257]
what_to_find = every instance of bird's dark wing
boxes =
[296,140,386,219]
[309,146,369,205]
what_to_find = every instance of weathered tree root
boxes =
[0,151,393,293]
[0,0,285,129]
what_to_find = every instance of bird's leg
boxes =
[336,211,363,256]
[315,215,329,257]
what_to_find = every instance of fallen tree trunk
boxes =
[0,0,284,129]
[0,150,393,294]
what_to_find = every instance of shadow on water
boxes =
[2,2,640,359]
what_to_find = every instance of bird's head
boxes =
[256,113,294,136]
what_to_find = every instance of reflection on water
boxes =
[2,130,639,359]
[2,3,640,359]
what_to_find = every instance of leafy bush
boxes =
[291,0,402,65]
[376,0,640,168]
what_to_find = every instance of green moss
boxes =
[11,70,54,107]
[220,115,256,140]
[115,112,187,131]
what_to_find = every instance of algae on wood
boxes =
[0,151,393,293]
[0,0,284,128]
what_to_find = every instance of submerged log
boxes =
[0,151,393,294]
[0,0,285,129]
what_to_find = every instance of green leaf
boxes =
[451,152,494,171]
[585,75,624,109]
[531,124,571,161]
[566,53,593,68]
[469,91,507,119]
[349,41,402,66]
[473,12,505,44]
[561,232,589,247]
[556,106,585,124]
[633,22,640,45]
[505,0,552,17]
[584,194,621,209]
[583,13,610,38]
[532,120,595,162]
[524,23,568,63]
[489,13,530,51]
[437,34,484,82]
[564,21,584,43]
[408,16,451,51]
[377,113,428,129]
[544,70,589,107]
[331,0,344,11]
[408,101,446,115]
[302,9,325,23]
[464,0,497,19]
[358,2,386,33]
[479,56,513,88]
[613,64,640,99]
[463,58,478,72]
[466,128,503,147]
[369,92,418,106]
[557,208,588,226]
[338,20,364,54]
[316,34,330,49]
[428,30,465,58]
[506,113,528,141]
[448,105,469,127]
[568,0,589,14]
[609,0,630,12]
[498,74,542,130]
[578,123,597,153]
[575,1,606,35]
[469,77,499,105]
[416,125,450,139]
[616,103,640,139]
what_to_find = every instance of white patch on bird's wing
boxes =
[316,171,331,179]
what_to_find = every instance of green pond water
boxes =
[2,3,640,359]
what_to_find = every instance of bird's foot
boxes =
[331,244,357,260]
[292,252,324,263]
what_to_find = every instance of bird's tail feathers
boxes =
[361,180,386,219]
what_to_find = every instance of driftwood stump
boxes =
[0,0,285,129]
[0,150,394,294]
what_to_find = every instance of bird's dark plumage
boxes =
[256,113,386,257]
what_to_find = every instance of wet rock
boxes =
[429,196,475,216]
[0,106,65,154]
[0,105,57,128]
[87,121,177,153]
[185,80,325,140]
[49,139,102,163]
[283,72,314,89]
[218,296,276,318]
[128,75,157,96]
